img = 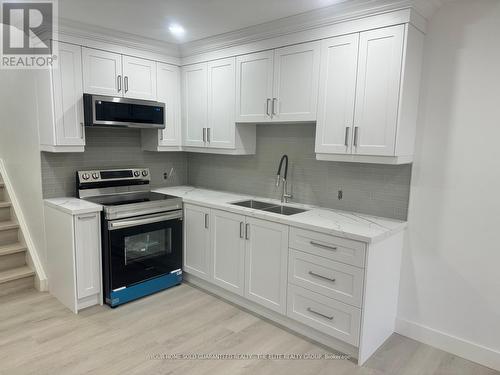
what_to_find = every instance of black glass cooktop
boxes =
[84,192,177,206]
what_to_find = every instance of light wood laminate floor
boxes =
[0,284,497,375]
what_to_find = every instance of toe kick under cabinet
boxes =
[182,203,404,365]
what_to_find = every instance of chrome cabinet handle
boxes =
[266,98,271,117]
[80,122,85,139]
[308,270,336,283]
[204,213,209,229]
[124,76,129,93]
[245,223,250,240]
[310,241,338,251]
[307,307,334,321]
[207,128,211,143]
[344,127,350,147]
[117,75,122,92]
[354,126,359,147]
[272,98,278,116]
[239,222,244,239]
[202,128,206,142]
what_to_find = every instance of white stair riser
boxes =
[0,206,11,221]
[0,252,26,272]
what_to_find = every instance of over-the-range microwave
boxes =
[83,94,165,129]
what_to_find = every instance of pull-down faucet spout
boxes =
[276,155,292,203]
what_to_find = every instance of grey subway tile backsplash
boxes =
[41,124,411,220]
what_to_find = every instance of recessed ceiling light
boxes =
[168,24,185,37]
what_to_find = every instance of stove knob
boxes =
[82,173,90,180]
[134,171,140,177]
[92,173,99,180]
[142,170,149,177]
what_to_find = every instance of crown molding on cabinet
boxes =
[55,18,181,66]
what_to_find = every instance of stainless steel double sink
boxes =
[231,199,308,216]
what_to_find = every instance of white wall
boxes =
[397,0,500,370]
[0,70,47,270]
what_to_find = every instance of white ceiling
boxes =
[59,0,349,44]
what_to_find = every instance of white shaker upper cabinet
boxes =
[272,41,320,122]
[52,42,85,148]
[157,63,181,147]
[207,57,236,149]
[235,50,274,123]
[244,217,288,314]
[315,34,359,154]
[210,209,246,296]
[122,55,157,101]
[353,25,404,156]
[182,63,208,147]
[82,48,122,96]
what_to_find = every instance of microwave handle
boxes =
[108,211,182,230]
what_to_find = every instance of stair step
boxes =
[0,243,26,257]
[0,221,19,232]
[0,266,34,284]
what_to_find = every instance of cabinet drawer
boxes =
[287,284,361,346]
[290,227,366,267]
[288,249,364,307]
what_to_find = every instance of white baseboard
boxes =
[396,318,500,372]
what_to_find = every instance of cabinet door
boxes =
[183,204,211,280]
[315,34,359,154]
[272,41,320,122]
[207,57,236,149]
[182,63,208,147]
[123,55,157,100]
[157,63,181,146]
[74,213,101,299]
[82,48,122,96]
[235,51,274,123]
[244,217,288,314]
[353,25,404,156]
[52,42,85,146]
[210,209,245,295]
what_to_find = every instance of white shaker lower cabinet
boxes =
[244,217,288,314]
[44,203,103,313]
[37,42,85,152]
[210,209,246,295]
[182,202,404,365]
[183,204,211,280]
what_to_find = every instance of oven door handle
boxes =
[108,211,182,230]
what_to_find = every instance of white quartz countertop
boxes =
[153,186,407,243]
[44,197,103,215]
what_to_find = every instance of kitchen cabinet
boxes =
[38,42,85,152]
[44,201,102,313]
[210,209,245,295]
[183,204,211,280]
[122,55,157,100]
[235,50,274,123]
[244,217,289,314]
[141,63,182,151]
[182,63,208,147]
[207,57,236,149]
[235,41,320,123]
[315,24,424,164]
[82,47,157,101]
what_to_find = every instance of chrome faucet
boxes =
[276,154,293,203]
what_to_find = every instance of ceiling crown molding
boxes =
[56,18,181,58]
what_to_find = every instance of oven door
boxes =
[107,211,182,290]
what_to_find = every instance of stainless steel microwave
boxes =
[83,94,165,129]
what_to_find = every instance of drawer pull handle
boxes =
[307,307,334,321]
[310,241,338,251]
[308,271,336,283]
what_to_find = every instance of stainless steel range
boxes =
[77,168,183,307]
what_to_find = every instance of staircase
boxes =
[0,175,35,297]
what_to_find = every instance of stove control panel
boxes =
[77,168,151,183]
